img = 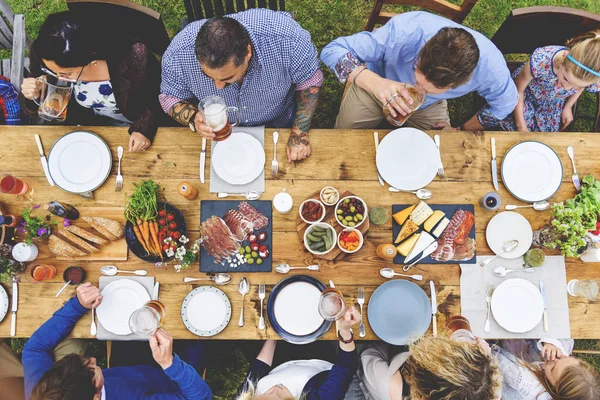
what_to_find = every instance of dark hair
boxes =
[195,17,251,69]
[417,27,480,89]
[30,354,96,400]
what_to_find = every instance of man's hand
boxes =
[76,282,102,309]
[338,306,361,333]
[192,112,216,140]
[149,328,174,370]
[560,106,574,131]
[433,122,458,131]
[129,132,151,152]
[366,76,415,118]
[287,129,311,163]
[542,343,565,361]
[21,78,41,101]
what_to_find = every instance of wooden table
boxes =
[0,126,599,340]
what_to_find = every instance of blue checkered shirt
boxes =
[160,9,320,128]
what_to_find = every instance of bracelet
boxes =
[352,66,368,85]
[337,329,354,344]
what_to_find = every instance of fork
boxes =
[357,287,366,338]
[115,146,124,192]
[91,308,97,336]
[484,285,494,333]
[567,146,581,191]
[434,134,445,178]
[271,131,279,176]
[258,283,266,330]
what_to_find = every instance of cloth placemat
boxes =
[209,125,265,194]
[459,255,570,339]
[97,276,155,341]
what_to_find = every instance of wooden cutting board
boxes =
[296,189,369,261]
[56,207,128,261]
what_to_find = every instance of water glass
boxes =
[567,280,599,300]
[318,288,346,321]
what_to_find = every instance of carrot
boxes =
[138,220,154,255]
[133,224,151,255]
[149,221,163,260]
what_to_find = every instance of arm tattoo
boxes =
[168,101,198,126]
[293,86,320,134]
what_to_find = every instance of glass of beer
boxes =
[446,315,475,343]
[34,75,72,122]
[199,96,240,142]
[318,288,346,321]
[129,300,166,338]
[383,84,426,127]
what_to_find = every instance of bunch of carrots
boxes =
[125,179,163,260]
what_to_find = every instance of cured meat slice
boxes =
[238,202,269,230]
[224,209,254,241]
[430,209,475,262]
[199,216,240,263]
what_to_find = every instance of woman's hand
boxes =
[339,306,361,333]
[76,282,102,309]
[129,132,151,152]
[21,78,41,100]
[560,106,574,131]
[542,343,565,361]
[475,337,492,356]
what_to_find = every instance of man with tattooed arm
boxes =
[160,9,322,162]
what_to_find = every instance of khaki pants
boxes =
[335,83,450,130]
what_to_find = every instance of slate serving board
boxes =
[392,204,476,265]
[200,200,272,272]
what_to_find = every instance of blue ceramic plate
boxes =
[368,280,431,345]
[267,275,332,344]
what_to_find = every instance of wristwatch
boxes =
[188,110,198,132]
[337,329,354,344]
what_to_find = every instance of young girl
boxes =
[498,30,600,132]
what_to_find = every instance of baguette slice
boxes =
[49,235,88,257]
[92,217,124,239]
[64,225,109,245]
[83,216,119,241]
[59,229,99,254]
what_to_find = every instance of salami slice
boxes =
[238,202,269,230]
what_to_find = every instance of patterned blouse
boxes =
[74,80,132,124]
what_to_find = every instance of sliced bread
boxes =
[83,217,119,241]
[49,235,88,257]
[59,229,99,254]
[64,225,109,245]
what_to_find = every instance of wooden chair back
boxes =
[0,1,28,90]
[365,0,478,31]
[66,0,171,55]
[184,0,285,22]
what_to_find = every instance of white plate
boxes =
[0,284,8,323]
[501,141,563,202]
[486,211,533,259]
[491,278,544,333]
[96,279,150,335]
[376,128,440,191]
[48,131,112,194]
[181,286,231,337]
[273,281,324,336]
[212,132,265,185]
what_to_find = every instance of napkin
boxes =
[459,256,570,339]
[96,276,155,341]
[209,125,265,194]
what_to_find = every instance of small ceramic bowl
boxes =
[337,228,364,254]
[304,222,337,255]
[334,195,368,229]
[320,186,339,206]
[299,199,326,224]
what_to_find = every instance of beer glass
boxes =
[198,96,240,141]
[383,84,426,127]
[318,288,346,321]
[446,315,475,343]
[129,300,166,338]
[34,75,72,122]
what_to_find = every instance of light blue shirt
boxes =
[320,11,518,121]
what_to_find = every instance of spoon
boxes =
[55,280,71,297]
[275,263,319,274]
[505,201,550,211]
[238,277,250,327]
[380,268,423,281]
[479,240,519,267]
[493,266,536,277]
[100,265,148,276]
[217,191,262,200]
[183,273,232,285]
[389,187,433,200]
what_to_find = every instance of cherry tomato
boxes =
[250,243,259,252]
[167,214,175,221]
[259,244,268,253]
[158,219,167,226]
[158,210,167,217]
[258,232,267,242]
[248,234,257,243]
[162,243,170,251]
[169,222,177,230]
[173,231,182,240]
[259,249,270,259]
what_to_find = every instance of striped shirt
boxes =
[160,9,322,128]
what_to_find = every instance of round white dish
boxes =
[181,286,231,337]
[486,211,533,259]
[273,281,324,336]
[212,132,265,185]
[96,279,150,335]
[0,284,8,323]
[491,278,544,333]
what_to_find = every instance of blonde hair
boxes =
[235,381,304,400]
[525,359,600,400]
[565,30,600,82]
[402,336,502,400]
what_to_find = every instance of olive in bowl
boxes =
[334,196,367,228]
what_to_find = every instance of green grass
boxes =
[6,0,600,397]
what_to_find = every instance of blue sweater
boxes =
[22,297,212,400]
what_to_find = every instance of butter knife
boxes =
[200,138,206,184]
[491,137,499,190]
[152,282,160,301]
[10,278,17,337]
[373,132,385,186]
[430,281,437,337]
[540,280,548,332]
[34,134,54,186]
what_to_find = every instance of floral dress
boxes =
[497,46,600,131]
[74,80,132,125]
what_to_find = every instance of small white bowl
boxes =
[334,195,368,229]
[299,199,326,224]
[304,222,337,255]
[337,228,364,254]
[320,186,339,206]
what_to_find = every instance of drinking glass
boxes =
[198,96,240,142]
[318,288,346,321]
[129,300,166,337]
[567,280,599,300]
[34,75,72,122]
[1,175,28,195]
[383,84,426,127]
[524,249,546,268]
[446,315,475,343]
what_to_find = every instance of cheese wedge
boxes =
[404,232,436,263]
[393,204,416,225]
[396,233,420,257]
[432,217,450,238]
[394,219,419,243]
[409,201,434,226]
[424,210,445,232]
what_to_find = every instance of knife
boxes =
[34,134,55,186]
[403,241,438,272]
[491,137,498,190]
[10,279,17,337]
[200,138,206,184]
[430,281,438,337]
[540,280,548,332]
[373,132,385,186]
[152,282,160,301]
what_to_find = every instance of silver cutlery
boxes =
[275,263,319,274]
[34,134,54,186]
[567,146,581,191]
[200,138,206,184]
[505,201,550,211]
[152,282,160,301]
[238,277,249,327]
[389,187,432,200]
[479,240,519,267]
[272,131,279,176]
[357,287,366,338]
[90,308,97,336]
[430,281,438,337]
[56,280,71,297]
[258,283,266,330]
[491,137,499,190]
[484,285,494,333]
[380,267,423,281]
[493,266,535,277]
[403,241,438,272]
[183,274,232,285]
[540,280,548,332]
[10,277,17,337]
[374,132,384,186]
[217,191,262,200]
[434,134,445,179]
[100,266,147,276]
[115,146,124,192]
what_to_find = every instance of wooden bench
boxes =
[0,1,28,92]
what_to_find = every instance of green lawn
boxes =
[6,0,600,398]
